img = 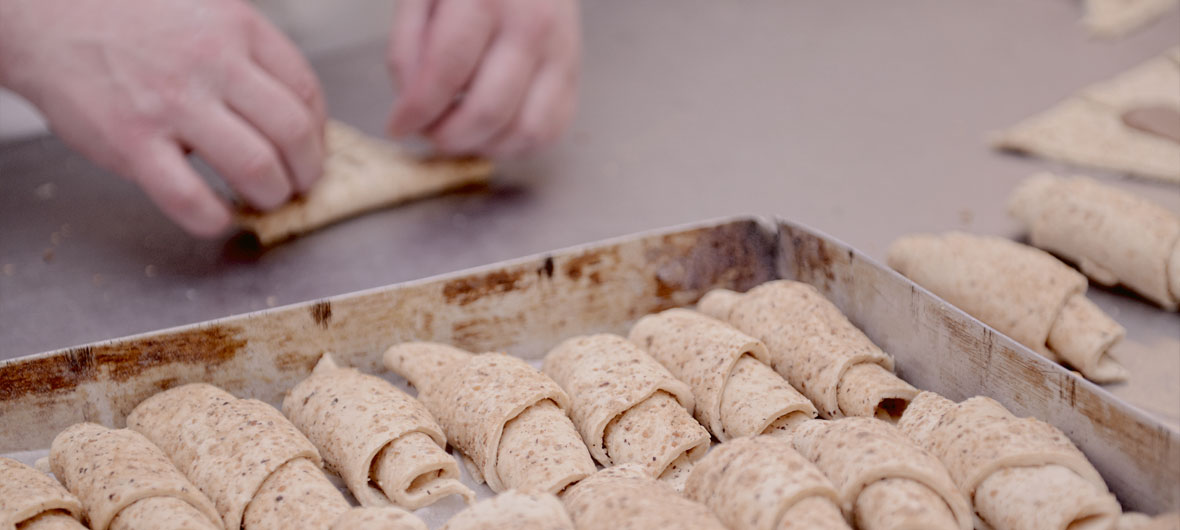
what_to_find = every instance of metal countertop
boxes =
[2,1,1177,423]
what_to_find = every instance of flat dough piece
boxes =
[685,436,849,530]
[126,383,322,530]
[329,507,427,530]
[562,465,728,530]
[384,344,594,493]
[49,423,220,530]
[543,333,707,475]
[791,418,972,530]
[1009,173,1180,310]
[15,511,85,530]
[629,309,817,439]
[697,281,908,419]
[440,491,574,530]
[1082,54,1180,109]
[0,458,83,530]
[282,354,472,509]
[237,120,493,245]
[994,50,1180,183]
[1084,0,1180,38]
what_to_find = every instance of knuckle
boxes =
[274,110,315,148]
[163,179,209,216]
[235,146,280,183]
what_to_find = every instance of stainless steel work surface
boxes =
[1,1,1178,421]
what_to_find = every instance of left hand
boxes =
[386,0,581,158]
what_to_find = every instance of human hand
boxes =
[0,0,326,237]
[387,0,581,158]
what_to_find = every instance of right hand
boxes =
[0,0,326,237]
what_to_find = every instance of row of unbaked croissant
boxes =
[4,277,1173,529]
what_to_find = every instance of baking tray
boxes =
[1,216,1176,514]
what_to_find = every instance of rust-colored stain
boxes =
[788,233,838,283]
[311,301,333,328]
[563,251,605,281]
[275,351,315,373]
[451,314,526,350]
[442,269,527,306]
[0,325,246,401]
[649,223,775,302]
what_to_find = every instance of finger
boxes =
[387,0,496,137]
[225,64,323,192]
[249,14,327,132]
[388,0,436,90]
[177,105,293,211]
[130,139,233,238]
[427,38,536,154]
[487,64,576,158]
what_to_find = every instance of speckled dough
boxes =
[684,436,850,530]
[282,354,473,509]
[495,399,600,494]
[440,491,574,530]
[629,309,817,440]
[698,281,914,419]
[48,423,220,530]
[237,120,493,245]
[126,383,322,530]
[543,334,709,477]
[1009,173,1180,310]
[108,497,219,530]
[992,50,1180,183]
[13,511,85,530]
[241,457,351,530]
[887,232,1127,383]
[384,343,595,494]
[898,392,1118,530]
[328,507,426,530]
[562,464,728,530]
[791,418,972,530]
[0,458,83,530]
[854,478,960,530]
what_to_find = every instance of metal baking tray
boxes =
[1,216,1175,514]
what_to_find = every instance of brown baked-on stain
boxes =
[786,231,838,284]
[564,251,609,282]
[275,351,315,373]
[0,325,247,401]
[311,301,332,329]
[442,269,527,306]
[649,223,775,305]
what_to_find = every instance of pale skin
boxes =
[0,0,581,237]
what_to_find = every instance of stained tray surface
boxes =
[0,217,1175,514]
